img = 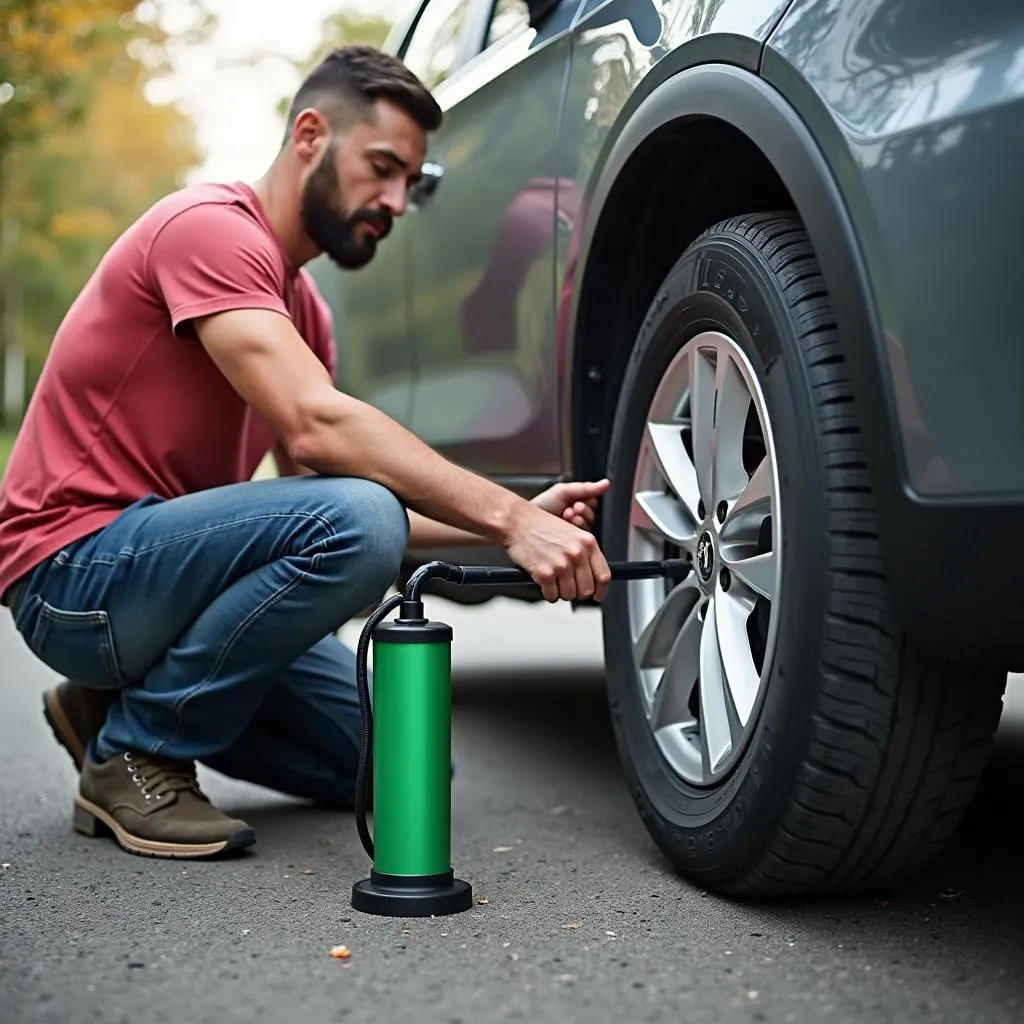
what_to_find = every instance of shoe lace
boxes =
[123,753,203,802]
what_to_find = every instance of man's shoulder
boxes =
[149,183,268,233]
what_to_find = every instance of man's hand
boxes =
[505,501,612,604]
[192,307,613,593]
[531,478,610,531]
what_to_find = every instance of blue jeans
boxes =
[9,475,409,807]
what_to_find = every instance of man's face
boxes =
[299,99,427,270]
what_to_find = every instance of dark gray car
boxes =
[310,0,1024,897]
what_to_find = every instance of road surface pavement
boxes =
[1,599,1022,1024]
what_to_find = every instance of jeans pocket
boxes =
[29,602,127,689]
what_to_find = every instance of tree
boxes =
[16,50,202,354]
[0,0,213,422]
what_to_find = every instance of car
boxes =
[309,0,1024,898]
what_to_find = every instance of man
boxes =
[0,45,612,860]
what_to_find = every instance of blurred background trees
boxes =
[0,0,399,441]
[0,0,213,425]
[275,5,393,121]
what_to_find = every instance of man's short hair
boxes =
[285,44,443,137]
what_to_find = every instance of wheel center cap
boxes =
[696,530,715,583]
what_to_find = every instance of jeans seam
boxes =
[152,567,308,757]
[61,512,336,570]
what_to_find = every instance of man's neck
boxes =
[250,163,319,270]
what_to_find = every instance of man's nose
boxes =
[380,180,408,219]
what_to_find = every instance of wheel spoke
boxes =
[627,330,783,787]
[642,422,702,527]
[723,549,777,601]
[634,577,701,670]
[650,603,702,729]
[688,344,716,511]
[723,454,774,541]
[698,596,734,775]
[712,352,753,507]
[714,588,760,725]
[632,490,697,549]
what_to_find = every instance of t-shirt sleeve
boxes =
[147,202,288,335]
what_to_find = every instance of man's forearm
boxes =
[293,396,531,545]
[275,441,490,546]
[272,439,314,477]
[407,510,490,549]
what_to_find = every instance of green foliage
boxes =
[0,1,213,370]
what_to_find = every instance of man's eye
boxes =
[372,163,389,178]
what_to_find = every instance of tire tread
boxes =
[695,212,1003,895]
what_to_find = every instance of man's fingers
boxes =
[560,478,611,503]
[591,548,612,602]
[563,502,594,529]
[573,557,594,601]
[534,566,559,602]
[558,560,578,601]
[577,478,611,499]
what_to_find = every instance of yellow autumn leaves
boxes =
[0,1,211,397]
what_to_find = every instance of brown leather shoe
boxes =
[43,681,116,770]
[74,751,256,859]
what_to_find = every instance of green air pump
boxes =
[350,557,692,918]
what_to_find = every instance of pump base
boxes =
[351,869,473,917]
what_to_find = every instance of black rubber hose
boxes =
[354,592,404,860]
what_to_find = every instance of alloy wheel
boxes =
[626,330,782,786]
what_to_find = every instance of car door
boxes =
[304,0,477,426]
[403,0,583,480]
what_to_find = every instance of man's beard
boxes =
[300,146,392,270]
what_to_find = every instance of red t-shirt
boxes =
[0,181,337,599]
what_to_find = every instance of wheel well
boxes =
[572,117,795,484]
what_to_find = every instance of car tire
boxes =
[600,211,1007,896]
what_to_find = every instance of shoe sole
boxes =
[43,690,85,771]
[73,795,256,859]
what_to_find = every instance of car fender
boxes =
[561,60,905,531]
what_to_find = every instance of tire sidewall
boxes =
[602,229,830,880]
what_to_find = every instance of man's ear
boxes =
[290,108,331,164]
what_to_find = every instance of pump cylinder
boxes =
[370,618,454,878]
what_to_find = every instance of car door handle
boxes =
[412,161,444,207]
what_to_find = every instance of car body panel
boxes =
[764,0,1024,498]
[306,191,417,427]
[554,0,795,470]
[309,0,483,428]
[325,0,1024,661]
[405,0,583,477]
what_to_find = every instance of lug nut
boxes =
[719,567,731,592]
[717,501,727,524]
[697,500,706,520]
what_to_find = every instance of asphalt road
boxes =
[1,598,1023,1024]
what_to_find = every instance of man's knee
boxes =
[348,478,408,567]
[318,478,408,597]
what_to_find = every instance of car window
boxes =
[486,0,531,49]
[403,0,472,91]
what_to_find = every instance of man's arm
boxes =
[406,511,489,548]
[271,437,315,478]
[193,307,610,602]
[273,437,483,544]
